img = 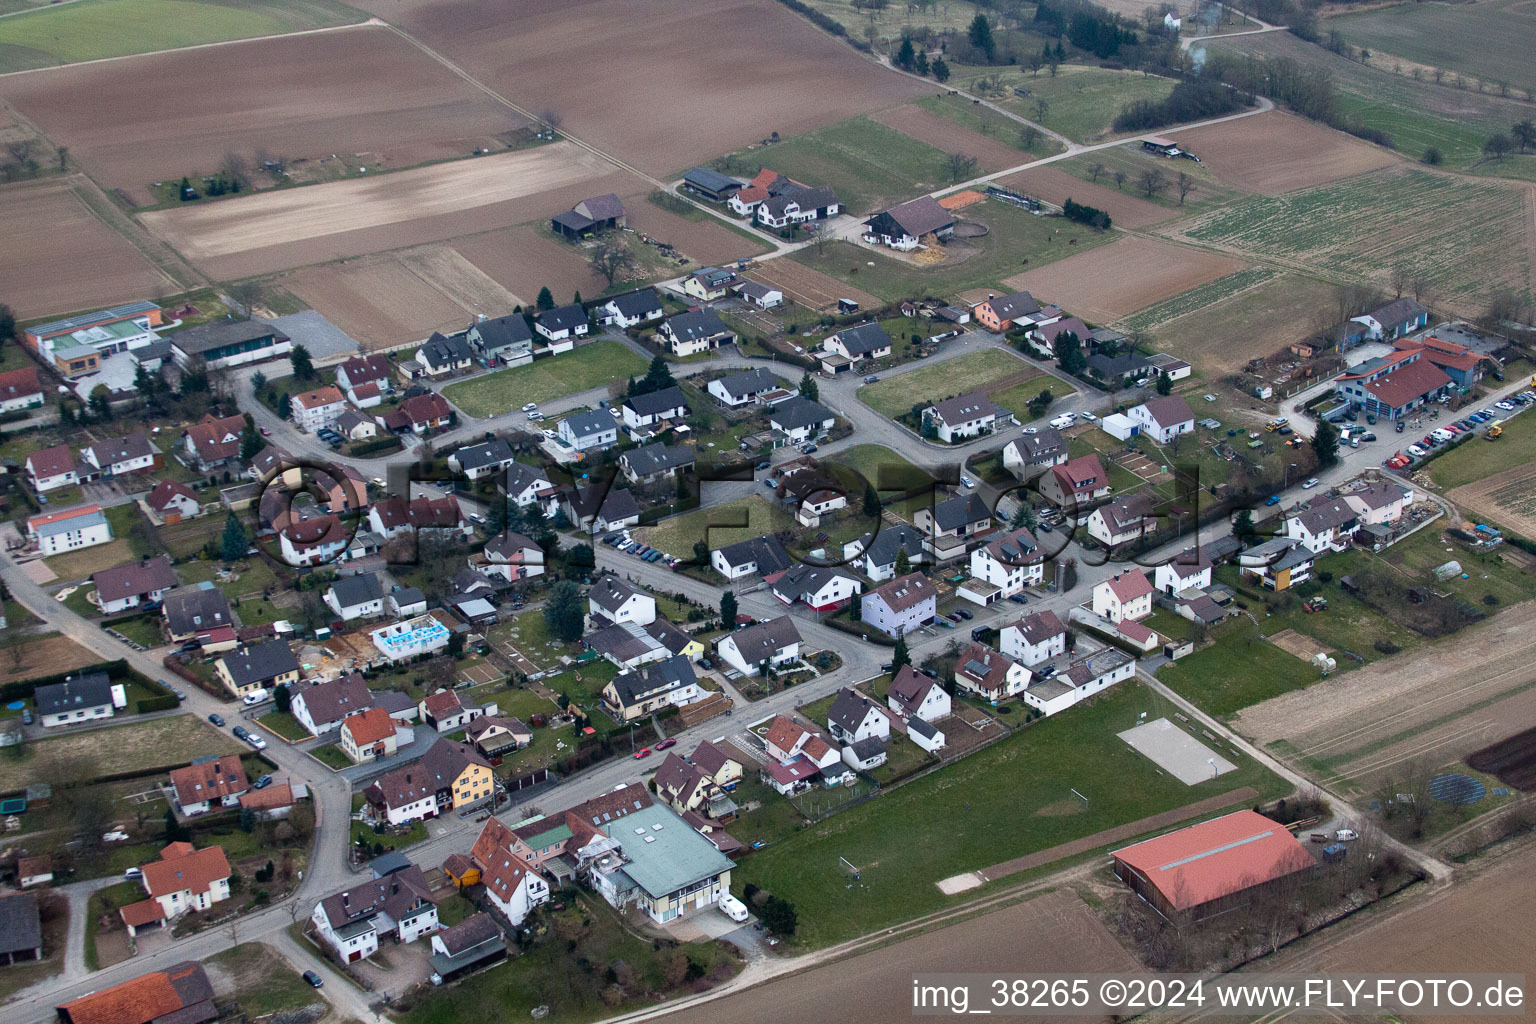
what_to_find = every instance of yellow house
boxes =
[681,267,736,302]
[421,739,496,812]
[214,639,300,698]
[689,740,743,787]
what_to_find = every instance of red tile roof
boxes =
[292,386,345,410]
[1105,569,1153,604]
[1112,809,1315,910]
[0,367,41,400]
[119,898,166,928]
[764,714,810,756]
[238,782,293,812]
[868,572,936,613]
[342,707,396,747]
[148,479,199,512]
[422,688,463,717]
[58,966,191,1024]
[25,443,76,480]
[141,843,230,899]
[1052,454,1107,498]
[168,755,248,808]
[184,413,245,462]
[28,503,103,531]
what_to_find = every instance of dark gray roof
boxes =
[318,864,436,931]
[624,385,689,418]
[576,194,624,220]
[623,443,695,478]
[771,562,859,602]
[683,167,742,192]
[83,432,157,465]
[0,892,42,957]
[831,321,892,357]
[867,196,953,238]
[589,573,647,614]
[562,410,614,438]
[505,461,551,494]
[538,305,587,332]
[162,585,232,636]
[390,585,426,608]
[605,287,663,319]
[220,639,299,687]
[330,572,384,608]
[864,523,925,567]
[726,616,801,661]
[469,314,531,351]
[1013,608,1065,645]
[828,687,879,734]
[927,391,1001,427]
[570,484,641,524]
[771,397,834,432]
[715,534,793,574]
[1368,296,1429,328]
[295,675,372,728]
[609,655,697,707]
[91,555,178,604]
[931,493,991,532]
[848,736,887,760]
[552,210,594,233]
[436,912,501,957]
[665,308,730,344]
[1015,427,1065,460]
[169,319,287,356]
[453,438,515,472]
[986,291,1040,319]
[789,184,838,210]
[33,673,113,716]
[1086,351,1151,378]
[713,367,780,399]
[418,332,473,369]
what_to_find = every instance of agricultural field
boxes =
[1043,143,1250,219]
[871,103,1035,173]
[1120,267,1276,334]
[858,348,1044,419]
[635,495,797,555]
[1178,167,1533,315]
[1446,453,1536,538]
[792,197,1116,302]
[441,341,647,418]
[0,0,365,73]
[1001,234,1247,325]
[792,0,989,48]
[0,633,104,686]
[1170,109,1399,196]
[1430,408,1536,491]
[1330,0,1536,96]
[0,25,519,207]
[996,164,1171,229]
[1145,272,1331,374]
[909,93,1064,157]
[715,116,950,216]
[978,64,1179,143]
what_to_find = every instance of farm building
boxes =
[863,196,954,250]
[551,194,626,239]
[682,168,743,202]
[1112,809,1316,922]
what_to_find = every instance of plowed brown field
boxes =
[1171,110,1399,195]
[872,104,1026,172]
[1448,461,1536,538]
[996,164,1170,228]
[747,259,878,311]
[1003,235,1246,323]
[452,225,610,308]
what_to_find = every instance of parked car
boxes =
[633,747,652,759]
[103,830,131,843]
[947,612,963,622]
[1406,444,1426,458]
[864,375,879,384]
[1264,495,1281,506]
[209,713,226,727]
[1079,412,1097,422]
[252,774,273,790]
[303,971,324,989]
[803,444,818,454]
[1008,594,1029,605]
[1395,420,1405,433]
[242,688,269,706]
[960,475,975,488]
[956,608,973,620]
[1301,478,1319,489]
[1335,829,1359,841]
[246,734,267,750]
[521,402,538,412]
[755,461,771,471]
[656,738,677,750]
[124,866,143,879]
[232,726,250,740]
[1020,426,1038,434]
[259,426,271,436]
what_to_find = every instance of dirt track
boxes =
[1002,235,1246,323]
[872,103,1028,172]
[996,164,1171,228]
[1171,109,1399,196]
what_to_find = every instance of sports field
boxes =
[858,348,1044,419]
[0,0,364,73]
[441,341,647,418]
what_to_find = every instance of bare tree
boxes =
[945,151,979,183]
[1409,273,1433,303]
[1138,167,1168,198]
[588,238,639,287]
[1018,124,1041,151]
[538,110,564,133]
[226,280,266,319]
[1402,759,1435,838]
[1034,98,1049,122]
[1087,160,1107,183]
[219,151,252,191]
[1176,171,1194,206]
[1112,169,1127,190]
[1389,265,1410,298]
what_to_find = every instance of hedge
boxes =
[348,435,404,457]
[0,659,131,703]
[135,694,181,714]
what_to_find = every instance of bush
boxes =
[348,435,404,457]
[135,694,180,714]
[1062,198,1111,230]
[1372,639,1400,655]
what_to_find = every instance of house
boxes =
[56,962,218,1024]
[1112,809,1315,922]
[915,492,993,562]
[77,433,158,479]
[416,333,475,378]
[1092,570,1155,622]
[587,802,735,924]
[1154,547,1214,595]
[127,842,231,928]
[716,616,802,676]
[923,392,1009,442]
[969,526,1044,597]
[551,193,625,238]
[162,585,233,644]
[504,462,556,508]
[838,524,919,583]
[167,755,248,816]
[860,572,937,638]
[214,639,300,698]
[311,863,439,962]
[1002,428,1068,480]
[711,534,793,580]
[482,530,544,583]
[579,616,699,671]
[973,290,1041,332]
[291,674,373,736]
[480,847,550,927]
[760,756,820,795]
[563,483,641,533]
[588,573,657,626]
[863,196,955,250]
[1344,480,1414,525]
[682,167,743,201]
[384,392,455,434]
[143,479,199,528]
[652,753,734,819]
[324,573,386,621]
[448,438,516,481]
[886,665,951,722]
[620,443,695,484]
[420,689,484,733]
[0,367,45,413]
[290,386,347,432]
[362,758,438,826]
[756,184,840,228]
[384,587,427,619]
[734,280,783,309]
[954,643,1031,701]
[557,410,618,451]
[91,555,178,615]
[680,266,739,302]
[367,495,468,539]
[1026,647,1135,717]
[769,397,835,443]
[428,913,507,980]
[1240,536,1315,591]
[182,412,246,471]
[168,319,290,370]
[464,715,531,759]
[1350,296,1430,342]
[25,444,79,493]
[1334,347,1453,420]
[690,740,744,787]
[1087,493,1156,548]
[246,444,292,483]
[707,367,782,408]
[1284,497,1360,554]
[659,308,733,357]
[17,856,53,889]
[534,305,589,346]
[842,736,888,771]
[33,673,118,728]
[622,385,689,432]
[1040,454,1111,509]
[26,504,113,556]
[1000,609,1067,667]
[277,514,349,566]
[1414,336,1492,388]
[1127,396,1194,446]
[770,563,861,612]
[1085,350,1153,386]
[365,740,494,822]
[1147,352,1192,381]
[330,409,375,442]
[597,287,664,328]
[822,322,893,364]
[341,708,409,763]
[336,354,394,396]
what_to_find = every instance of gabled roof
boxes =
[864,523,925,567]
[0,890,41,957]
[887,666,940,717]
[147,479,199,513]
[623,385,689,418]
[868,572,936,613]
[398,391,453,425]
[712,367,780,399]
[1052,454,1108,497]
[568,483,640,524]
[338,353,393,383]
[1365,296,1429,328]
[870,195,953,237]
[26,443,75,480]
[714,534,793,574]
[291,386,345,410]
[170,319,285,355]
[623,443,695,478]
[1359,356,1452,408]
[329,572,384,608]
[1011,608,1066,646]
[930,492,991,532]
[1036,316,1092,344]
[690,740,741,777]
[317,864,436,930]
[343,707,398,747]
[765,715,811,754]
[770,396,834,431]
[183,413,245,462]
[981,290,1040,320]
[829,321,892,356]
[57,961,215,1024]
[295,674,372,728]
[0,366,42,401]
[168,755,247,808]
[603,287,663,319]
[1096,493,1154,534]
[82,432,158,466]
[1290,497,1357,535]
[725,615,802,662]
[589,573,650,614]
[218,638,298,687]
[452,438,514,471]
[1103,569,1154,604]
[141,843,230,898]
[575,193,624,221]
[1007,426,1066,462]
[1138,394,1194,428]
[537,304,587,332]
[92,555,178,603]
[979,526,1038,565]
[418,332,473,368]
[162,585,232,636]
[926,391,1001,427]
[955,643,1020,694]
[683,167,742,191]
[562,409,614,438]
[1112,808,1315,910]
[33,673,113,716]
[608,655,697,708]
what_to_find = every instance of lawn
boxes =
[106,613,165,649]
[857,348,1041,419]
[352,815,429,854]
[442,341,648,418]
[85,880,145,971]
[1377,525,1536,609]
[0,0,364,73]
[983,65,1179,143]
[255,711,310,742]
[1156,616,1323,717]
[309,744,352,771]
[913,93,1064,156]
[489,608,573,670]
[1331,0,1536,96]
[734,680,1288,948]
[0,712,239,791]
[43,537,135,583]
[207,942,323,1018]
[989,375,1059,422]
[637,495,797,555]
[1427,409,1536,491]
[790,198,1115,303]
[712,115,951,216]
[829,444,923,492]
[1054,143,1251,216]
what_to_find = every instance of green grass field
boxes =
[734,681,1289,948]
[1121,267,1276,333]
[1054,144,1251,216]
[913,93,1064,157]
[442,341,647,418]
[989,376,1058,423]
[1156,617,1321,717]
[1184,168,1529,310]
[858,348,1040,419]
[637,495,795,555]
[974,64,1179,143]
[0,0,364,73]
[208,943,322,1018]
[830,443,923,490]
[712,116,950,215]
[1428,409,1536,491]
[1331,0,1536,96]
[792,198,1115,303]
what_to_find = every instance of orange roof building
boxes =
[57,961,216,1024]
[1112,810,1316,920]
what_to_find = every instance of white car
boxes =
[103,830,131,843]
[124,866,143,879]
[1020,426,1038,434]
[1406,444,1426,458]
[1203,394,1217,403]
[1079,412,1097,422]
[242,688,269,706]
[246,734,268,750]
[960,475,975,488]
[521,402,538,412]
[1301,478,1319,489]
[1335,829,1358,841]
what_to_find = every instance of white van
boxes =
[241,688,269,706]
[718,894,750,923]
[1049,414,1075,430]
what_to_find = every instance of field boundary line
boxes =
[0,17,385,78]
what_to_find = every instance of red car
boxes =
[656,738,677,750]
[633,747,652,759]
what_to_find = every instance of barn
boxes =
[681,168,743,203]
[551,194,626,240]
